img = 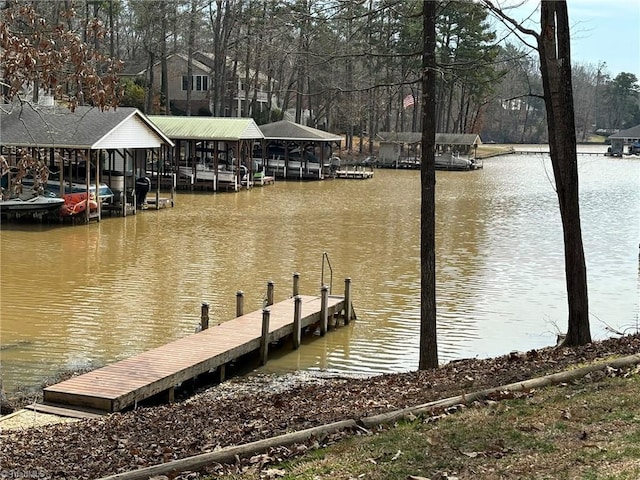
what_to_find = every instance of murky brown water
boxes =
[1,149,639,392]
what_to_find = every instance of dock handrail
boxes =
[321,251,333,294]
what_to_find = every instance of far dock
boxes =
[334,168,374,179]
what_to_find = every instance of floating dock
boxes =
[42,281,354,414]
[334,169,374,179]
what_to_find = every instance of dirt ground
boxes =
[1,334,639,479]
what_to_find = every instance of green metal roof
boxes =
[148,116,264,141]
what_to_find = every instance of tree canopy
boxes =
[2,0,637,143]
[1,1,123,110]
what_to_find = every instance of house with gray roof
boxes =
[376,132,482,166]
[608,124,640,156]
[0,103,174,218]
[256,120,342,180]
[134,53,279,118]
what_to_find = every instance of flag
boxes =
[403,94,416,109]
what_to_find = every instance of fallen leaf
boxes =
[263,468,286,478]
[461,451,481,458]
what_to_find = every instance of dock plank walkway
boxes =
[334,169,374,179]
[43,294,349,413]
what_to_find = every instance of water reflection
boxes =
[1,153,638,391]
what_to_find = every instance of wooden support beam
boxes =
[167,386,174,403]
[292,272,300,297]
[320,285,328,336]
[236,291,244,317]
[260,308,270,365]
[266,281,274,306]
[200,302,209,330]
[293,296,302,350]
[344,277,352,325]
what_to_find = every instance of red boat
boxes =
[60,192,99,217]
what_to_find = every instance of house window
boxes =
[182,75,209,91]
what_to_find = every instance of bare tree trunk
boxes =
[209,0,234,116]
[186,0,197,116]
[109,0,114,58]
[250,2,266,119]
[243,2,252,118]
[482,0,592,347]
[420,0,438,370]
[160,1,169,115]
[145,52,155,113]
[538,1,591,346]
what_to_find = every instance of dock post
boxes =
[236,290,244,317]
[320,285,329,336]
[293,295,302,349]
[260,308,271,365]
[344,277,352,325]
[267,280,274,306]
[167,386,175,403]
[200,302,210,330]
[293,272,300,297]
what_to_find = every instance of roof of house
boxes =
[259,120,342,142]
[135,53,211,76]
[0,104,173,149]
[147,116,264,141]
[377,132,482,146]
[194,52,271,83]
[120,60,148,77]
[608,124,640,139]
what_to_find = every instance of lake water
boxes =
[1,148,638,393]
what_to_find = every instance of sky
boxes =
[491,0,640,79]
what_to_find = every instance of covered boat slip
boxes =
[145,117,344,188]
[43,282,355,413]
[148,116,264,192]
[0,104,175,221]
[256,120,343,180]
[376,131,483,170]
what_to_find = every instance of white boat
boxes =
[178,162,249,186]
[20,177,115,203]
[435,152,478,171]
[0,194,65,213]
[253,156,331,179]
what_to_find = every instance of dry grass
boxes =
[216,367,640,479]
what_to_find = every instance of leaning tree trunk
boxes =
[538,1,591,346]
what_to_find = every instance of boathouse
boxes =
[608,124,640,156]
[376,132,482,166]
[0,103,175,220]
[256,120,342,180]
[148,116,264,191]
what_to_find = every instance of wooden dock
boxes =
[513,149,604,156]
[43,285,354,414]
[334,168,374,179]
[254,174,276,186]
